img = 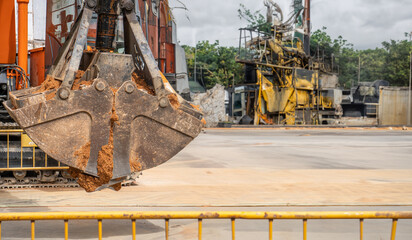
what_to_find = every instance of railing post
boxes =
[165,219,169,240]
[303,219,307,240]
[198,219,202,240]
[269,219,273,240]
[20,133,23,168]
[132,219,136,240]
[359,219,364,240]
[64,220,68,240]
[7,133,9,168]
[31,220,35,240]
[231,218,236,240]
[391,219,398,240]
[98,219,102,240]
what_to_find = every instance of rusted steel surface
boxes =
[45,0,78,70]
[138,0,175,73]
[379,87,412,125]
[96,0,118,51]
[29,47,45,87]
[0,0,16,64]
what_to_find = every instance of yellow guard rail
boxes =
[0,129,68,171]
[0,211,411,240]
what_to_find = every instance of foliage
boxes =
[381,40,412,86]
[183,41,243,89]
[311,27,412,88]
[237,4,271,33]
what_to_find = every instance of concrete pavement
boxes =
[0,128,411,239]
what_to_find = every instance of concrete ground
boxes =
[0,128,412,239]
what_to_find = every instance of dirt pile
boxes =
[73,142,91,170]
[132,72,155,95]
[34,75,61,100]
[34,71,93,100]
[72,71,93,90]
[35,75,61,93]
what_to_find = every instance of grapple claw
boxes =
[3,2,203,191]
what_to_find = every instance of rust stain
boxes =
[168,93,180,110]
[190,103,201,112]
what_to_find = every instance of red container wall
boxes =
[29,47,45,87]
[43,0,176,75]
[45,0,78,71]
[0,0,17,64]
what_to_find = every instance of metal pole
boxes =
[358,55,361,84]
[194,46,197,83]
[157,0,162,69]
[143,0,149,41]
[408,51,411,125]
[17,0,30,89]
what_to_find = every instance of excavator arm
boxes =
[3,0,203,191]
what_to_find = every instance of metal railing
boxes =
[0,211,410,240]
[0,129,68,171]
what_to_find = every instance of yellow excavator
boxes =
[3,0,203,191]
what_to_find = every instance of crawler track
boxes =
[0,122,19,129]
[0,177,136,190]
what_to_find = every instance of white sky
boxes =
[23,0,412,50]
[169,0,412,50]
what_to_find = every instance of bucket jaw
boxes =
[3,0,203,191]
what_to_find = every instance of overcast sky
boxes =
[169,0,412,50]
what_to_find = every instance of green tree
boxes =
[183,41,243,89]
[359,48,386,83]
[309,27,412,88]
[381,40,412,86]
[310,27,358,88]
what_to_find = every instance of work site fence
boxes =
[0,211,411,240]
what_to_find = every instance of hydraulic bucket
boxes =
[3,0,203,191]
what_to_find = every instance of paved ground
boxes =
[0,128,412,239]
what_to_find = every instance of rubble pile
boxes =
[192,84,225,128]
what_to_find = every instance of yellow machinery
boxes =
[235,0,341,125]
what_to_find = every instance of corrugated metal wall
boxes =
[379,87,412,126]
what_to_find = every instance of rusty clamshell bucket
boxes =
[3,1,203,190]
